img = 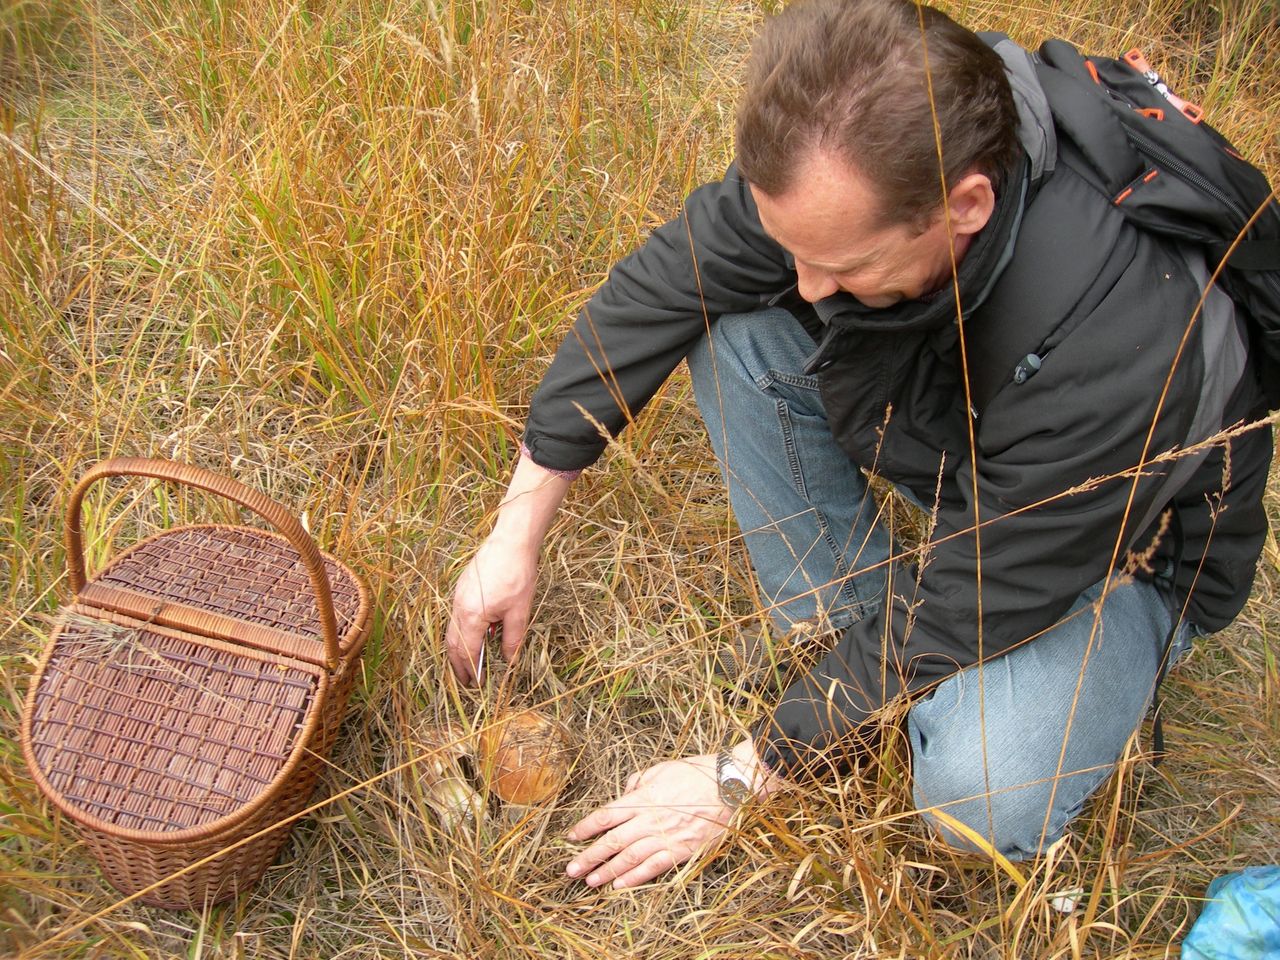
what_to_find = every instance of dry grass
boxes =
[1,0,1277,956]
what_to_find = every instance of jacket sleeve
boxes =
[522,163,794,471]
[758,229,1224,775]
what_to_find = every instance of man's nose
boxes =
[795,262,839,303]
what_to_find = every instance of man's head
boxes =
[736,0,1021,305]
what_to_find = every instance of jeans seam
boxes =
[776,398,809,501]
[767,369,820,392]
[822,525,864,614]
[776,397,866,617]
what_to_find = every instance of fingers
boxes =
[609,850,680,890]
[443,611,481,686]
[498,612,528,664]
[565,756,731,891]
[565,795,635,844]
[444,565,491,685]
[565,827,629,880]
[443,610,529,686]
[444,542,538,685]
[570,836,670,888]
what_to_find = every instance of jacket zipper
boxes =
[802,323,842,376]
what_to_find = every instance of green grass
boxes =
[1,0,1278,956]
[1,0,85,93]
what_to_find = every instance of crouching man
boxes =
[445,0,1271,889]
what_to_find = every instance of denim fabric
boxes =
[687,307,1197,860]
[907,576,1195,859]
[686,310,891,632]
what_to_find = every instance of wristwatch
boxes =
[716,748,754,809]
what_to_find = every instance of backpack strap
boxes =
[1034,40,1145,195]
[1150,504,1186,766]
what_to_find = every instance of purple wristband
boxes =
[520,442,583,481]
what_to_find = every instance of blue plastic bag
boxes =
[1182,866,1280,960]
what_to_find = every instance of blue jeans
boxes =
[687,308,1195,860]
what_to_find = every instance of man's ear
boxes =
[947,172,996,237]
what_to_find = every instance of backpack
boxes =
[1027,42,1280,760]
[1031,40,1280,408]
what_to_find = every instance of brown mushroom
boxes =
[478,709,573,805]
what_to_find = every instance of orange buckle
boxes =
[1173,99,1205,124]
[1123,47,1204,125]
[1123,48,1154,75]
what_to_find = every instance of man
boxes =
[445,0,1271,890]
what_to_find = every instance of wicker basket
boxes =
[21,458,371,909]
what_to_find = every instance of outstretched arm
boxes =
[444,455,574,684]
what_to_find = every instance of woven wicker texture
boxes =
[28,614,319,833]
[95,526,364,648]
[85,827,287,909]
[29,616,362,907]
[21,458,372,908]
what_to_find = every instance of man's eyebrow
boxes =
[802,252,875,272]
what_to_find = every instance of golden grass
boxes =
[1,0,1278,956]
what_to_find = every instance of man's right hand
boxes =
[442,453,575,685]
[444,532,540,685]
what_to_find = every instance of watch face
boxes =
[717,751,753,808]
[719,775,752,808]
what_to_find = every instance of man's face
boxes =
[749,149,979,308]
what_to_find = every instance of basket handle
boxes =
[66,457,342,670]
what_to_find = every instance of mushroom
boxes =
[478,709,573,805]
[417,724,484,832]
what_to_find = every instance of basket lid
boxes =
[77,525,368,668]
[23,612,325,839]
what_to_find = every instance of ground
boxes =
[1,0,1277,957]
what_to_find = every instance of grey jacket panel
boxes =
[987,34,1056,183]
[522,165,792,470]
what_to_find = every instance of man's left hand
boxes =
[565,740,780,890]
[565,755,731,889]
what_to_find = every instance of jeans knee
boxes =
[911,747,1093,861]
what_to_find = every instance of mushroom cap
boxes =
[417,723,472,777]
[479,709,572,805]
[426,775,485,832]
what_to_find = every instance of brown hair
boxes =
[736,0,1020,228]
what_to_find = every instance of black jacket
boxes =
[521,39,1272,774]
